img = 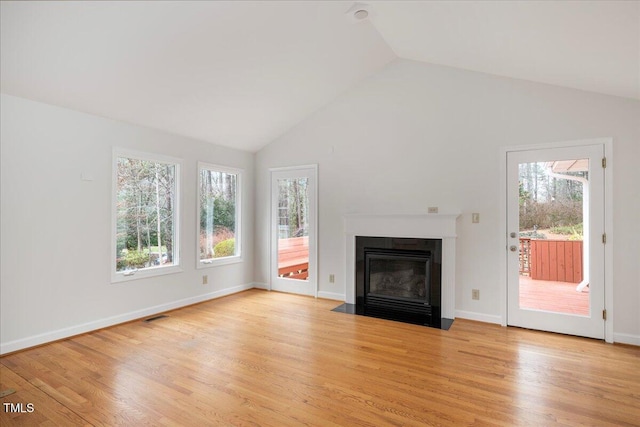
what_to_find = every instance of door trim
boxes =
[269,164,318,298]
[499,138,613,342]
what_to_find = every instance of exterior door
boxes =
[270,166,317,297]
[507,144,605,339]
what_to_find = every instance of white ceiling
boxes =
[2,1,638,152]
[372,1,640,102]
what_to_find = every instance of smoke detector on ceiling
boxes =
[354,9,369,20]
[345,2,373,23]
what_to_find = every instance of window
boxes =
[198,163,241,266]
[112,149,181,281]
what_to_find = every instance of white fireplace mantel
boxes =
[344,212,461,319]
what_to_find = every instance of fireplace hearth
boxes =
[355,236,447,328]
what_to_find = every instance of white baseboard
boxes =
[317,291,345,301]
[252,282,269,290]
[613,332,640,346]
[455,310,502,325]
[0,283,255,355]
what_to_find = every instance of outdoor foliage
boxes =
[550,223,583,235]
[278,178,309,238]
[122,249,149,268]
[199,168,237,260]
[116,157,176,271]
[214,238,235,258]
[550,223,584,240]
[519,162,585,233]
[519,200,583,230]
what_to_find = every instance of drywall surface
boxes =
[255,59,640,340]
[0,94,255,353]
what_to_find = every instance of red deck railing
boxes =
[520,238,583,284]
[519,238,532,275]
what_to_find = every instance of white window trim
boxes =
[111,147,183,283]
[197,162,243,269]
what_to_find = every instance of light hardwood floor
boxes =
[1,289,639,426]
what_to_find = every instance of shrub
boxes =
[199,227,235,259]
[116,258,127,271]
[122,249,148,268]
[519,200,582,230]
[550,223,583,235]
[214,238,235,258]
[550,223,583,241]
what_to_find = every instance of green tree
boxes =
[116,157,176,270]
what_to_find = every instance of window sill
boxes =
[197,256,243,269]
[111,265,183,283]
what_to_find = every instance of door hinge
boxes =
[602,233,607,244]
[602,157,607,168]
[602,309,607,321]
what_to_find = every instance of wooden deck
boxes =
[519,275,589,315]
[2,290,639,426]
[277,236,309,280]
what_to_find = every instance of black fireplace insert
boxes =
[356,236,444,328]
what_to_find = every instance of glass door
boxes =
[270,166,317,296]
[506,144,605,339]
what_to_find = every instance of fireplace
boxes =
[356,236,442,327]
[344,213,459,328]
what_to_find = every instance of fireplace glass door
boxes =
[366,251,430,304]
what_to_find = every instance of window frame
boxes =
[197,162,243,269]
[111,148,182,283]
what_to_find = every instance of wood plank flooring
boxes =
[1,289,639,426]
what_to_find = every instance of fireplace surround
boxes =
[356,236,442,327]
[344,212,460,326]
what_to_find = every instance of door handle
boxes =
[510,245,517,252]
[510,232,517,238]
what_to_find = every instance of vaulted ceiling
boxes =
[2,1,638,152]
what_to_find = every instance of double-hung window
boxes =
[198,163,242,267]
[112,149,181,282]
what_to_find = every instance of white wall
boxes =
[2,58,638,351]
[255,59,640,341]
[0,94,255,353]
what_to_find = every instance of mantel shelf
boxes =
[344,212,461,240]
[344,212,462,220]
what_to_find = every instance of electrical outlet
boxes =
[472,289,480,300]
[202,275,208,285]
[428,207,439,214]
[472,213,480,223]
[329,274,335,283]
